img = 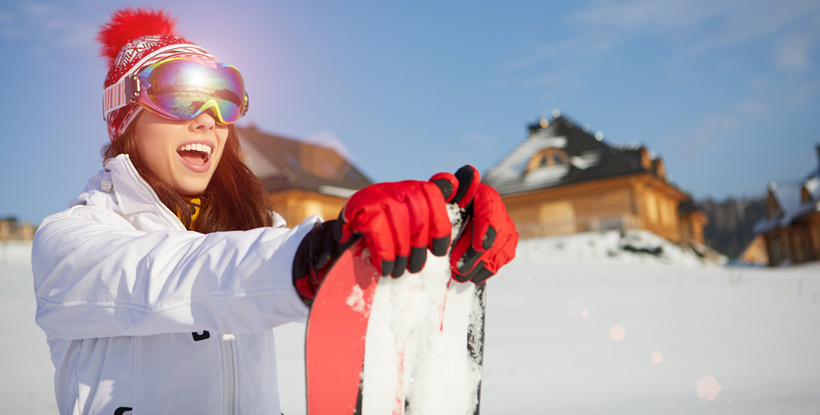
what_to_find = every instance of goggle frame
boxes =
[102,58,250,125]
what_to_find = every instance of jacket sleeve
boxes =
[32,204,317,340]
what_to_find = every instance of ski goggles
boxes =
[103,57,249,125]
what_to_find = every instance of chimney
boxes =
[527,120,543,136]
[527,118,551,136]
[816,144,820,168]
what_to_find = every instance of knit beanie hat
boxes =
[97,8,217,141]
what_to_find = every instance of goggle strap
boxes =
[102,75,140,120]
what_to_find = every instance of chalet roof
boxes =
[753,167,820,234]
[236,126,373,197]
[483,114,670,196]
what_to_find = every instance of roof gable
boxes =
[754,169,820,233]
[483,114,667,195]
[236,127,373,196]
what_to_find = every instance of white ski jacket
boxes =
[32,154,317,415]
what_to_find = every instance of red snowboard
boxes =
[304,207,485,415]
[304,238,377,414]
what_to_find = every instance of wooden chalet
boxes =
[236,126,373,226]
[483,113,707,245]
[751,145,820,266]
[0,217,35,242]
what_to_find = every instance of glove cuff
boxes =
[292,219,353,305]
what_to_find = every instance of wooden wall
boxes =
[503,175,638,239]
[679,211,708,246]
[764,212,820,265]
[631,174,689,243]
[501,173,693,243]
[268,190,347,226]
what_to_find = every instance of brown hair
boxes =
[103,122,273,233]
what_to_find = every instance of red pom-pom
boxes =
[97,8,177,68]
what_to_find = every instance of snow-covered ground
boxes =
[0,242,58,415]
[3,230,819,414]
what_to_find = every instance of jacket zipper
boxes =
[223,334,236,415]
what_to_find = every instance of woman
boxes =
[32,8,517,415]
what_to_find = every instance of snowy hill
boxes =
[0,242,57,415]
[479,235,819,414]
[514,229,727,268]
[2,233,819,414]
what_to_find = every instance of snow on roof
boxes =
[773,181,804,219]
[570,151,602,170]
[484,126,570,186]
[483,115,666,196]
[754,166,820,234]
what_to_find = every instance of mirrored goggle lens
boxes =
[140,59,246,124]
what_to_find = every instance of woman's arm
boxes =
[32,204,317,340]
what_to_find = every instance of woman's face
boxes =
[134,110,228,196]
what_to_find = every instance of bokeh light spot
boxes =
[565,297,589,319]
[697,375,722,401]
[609,324,626,342]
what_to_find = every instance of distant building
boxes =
[739,235,769,266]
[0,217,35,242]
[751,145,820,266]
[236,126,373,226]
[483,113,707,245]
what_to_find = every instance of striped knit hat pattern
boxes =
[97,8,217,141]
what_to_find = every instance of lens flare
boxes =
[609,324,626,342]
[697,375,722,401]
[565,297,589,319]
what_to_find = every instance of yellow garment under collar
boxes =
[178,197,201,231]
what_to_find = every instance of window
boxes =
[527,148,568,173]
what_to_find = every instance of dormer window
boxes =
[527,148,568,173]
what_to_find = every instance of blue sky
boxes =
[1,0,819,224]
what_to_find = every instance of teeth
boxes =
[178,143,212,154]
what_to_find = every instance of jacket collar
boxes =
[71,154,186,232]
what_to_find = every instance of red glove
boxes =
[292,167,516,304]
[430,166,518,284]
[338,180,452,278]
[292,180,452,303]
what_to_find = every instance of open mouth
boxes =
[177,143,212,166]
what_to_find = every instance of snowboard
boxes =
[304,207,486,415]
